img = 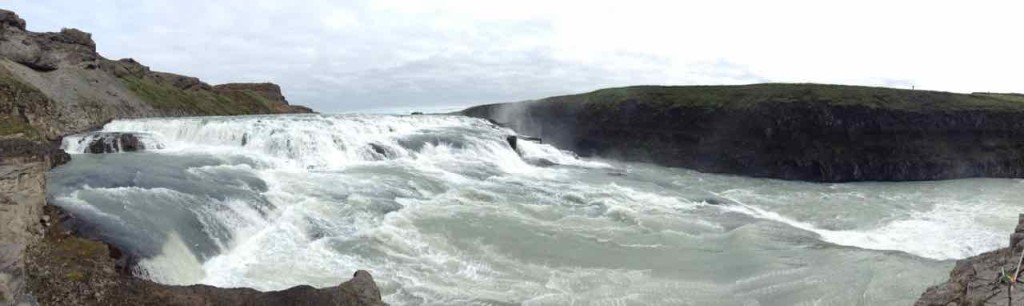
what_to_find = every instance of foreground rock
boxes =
[917,215,1024,305]
[0,138,67,305]
[463,84,1024,182]
[27,206,385,306]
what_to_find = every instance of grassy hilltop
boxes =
[539,83,1024,112]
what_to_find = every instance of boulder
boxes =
[696,197,735,205]
[12,52,59,72]
[505,135,543,153]
[0,10,26,31]
[0,36,60,72]
[367,143,397,160]
[51,28,96,51]
[99,58,151,78]
[506,135,518,152]
[0,17,100,72]
[83,133,145,154]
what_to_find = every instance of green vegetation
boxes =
[65,271,85,282]
[54,234,108,258]
[0,63,46,139]
[119,76,279,115]
[546,83,1024,112]
[0,115,41,139]
[241,90,277,110]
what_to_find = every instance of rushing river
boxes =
[49,114,1023,305]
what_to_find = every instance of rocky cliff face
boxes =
[916,215,1024,306]
[0,138,68,305]
[0,9,313,141]
[213,83,314,114]
[0,9,383,306]
[463,84,1024,182]
[0,147,50,305]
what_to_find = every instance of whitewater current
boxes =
[50,114,1023,305]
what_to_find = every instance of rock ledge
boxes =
[916,214,1024,306]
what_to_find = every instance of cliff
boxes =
[0,139,59,305]
[462,84,1024,182]
[916,215,1024,305]
[0,9,313,141]
[0,9,383,306]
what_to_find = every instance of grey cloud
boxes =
[292,48,675,110]
[3,1,768,113]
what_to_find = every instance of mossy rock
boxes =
[54,236,108,259]
[0,115,41,140]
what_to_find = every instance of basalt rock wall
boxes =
[463,84,1024,182]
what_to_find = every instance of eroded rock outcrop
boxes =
[916,215,1024,306]
[0,11,26,31]
[0,8,314,141]
[79,132,146,154]
[0,138,67,305]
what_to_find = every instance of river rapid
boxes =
[49,114,1022,305]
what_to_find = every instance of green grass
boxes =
[542,83,1024,112]
[0,115,41,139]
[65,271,86,282]
[242,90,277,110]
[0,63,46,139]
[119,76,279,115]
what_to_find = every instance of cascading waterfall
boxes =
[49,114,1024,305]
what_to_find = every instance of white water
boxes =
[49,114,1023,305]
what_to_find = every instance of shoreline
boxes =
[27,204,384,306]
[916,214,1024,305]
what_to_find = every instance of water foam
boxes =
[713,191,1009,260]
[62,132,165,153]
[136,231,206,285]
[63,115,602,172]
[49,114,1024,305]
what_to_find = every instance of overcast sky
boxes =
[5,1,1023,113]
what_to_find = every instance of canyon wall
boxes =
[464,84,1024,182]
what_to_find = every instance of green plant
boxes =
[0,115,41,140]
[119,76,280,115]
[999,249,1024,305]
